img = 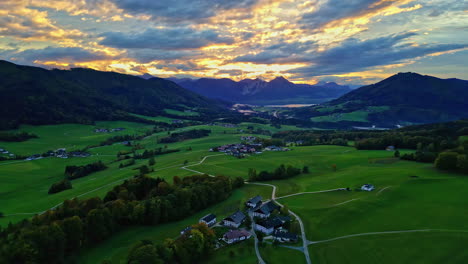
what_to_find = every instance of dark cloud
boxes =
[127,48,202,63]
[1,46,111,63]
[301,0,401,29]
[109,0,259,22]
[100,27,234,50]
[233,41,316,64]
[290,32,467,76]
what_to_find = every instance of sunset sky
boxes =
[0,0,466,85]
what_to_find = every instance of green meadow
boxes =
[1,120,467,263]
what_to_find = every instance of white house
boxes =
[254,218,283,235]
[223,210,246,228]
[361,184,375,191]
[252,201,280,219]
[199,213,216,227]
[246,195,262,208]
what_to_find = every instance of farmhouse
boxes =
[253,201,280,219]
[386,145,395,151]
[255,218,283,235]
[223,229,252,244]
[361,184,375,191]
[223,210,246,228]
[199,213,216,227]
[246,195,262,208]
[273,230,298,243]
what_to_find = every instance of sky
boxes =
[0,0,467,85]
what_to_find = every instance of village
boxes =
[210,136,290,158]
[180,195,299,250]
[94,127,126,133]
[25,148,91,160]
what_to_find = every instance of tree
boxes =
[61,216,83,253]
[247,168,257,181]
[280,204,289,215]
[394,150,400,158]
[184,160,189,166]
[435,152,458,171]
[140,165,150,175]
[149,157,156,166]
[302,166,309,173]
[232,177,244,188]
[331,164,337,172]
[127,241,162,264]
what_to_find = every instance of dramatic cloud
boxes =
[291,32,467,76]
[109,0,259,21]
[100,28,234,50]
[0,0,466,84]
[1,47,112,64]
[301,0,403,28]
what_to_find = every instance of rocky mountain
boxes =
[169,76,352,104]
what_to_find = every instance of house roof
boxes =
[224,210,246,224]
[255,201,280,215]
[247,195,262,205]
[224,229,251,239]
[257,218,283,229]
[200,213,216,222]
[273,230,297,240]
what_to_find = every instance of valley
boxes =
[1,118,467,264]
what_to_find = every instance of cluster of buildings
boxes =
[240,136,257,143]
[263,145,290,152]
[207,123,238,128]
[247,196,298,243]
[94,127,125,133]
[26,148,90,161]
[0,148,15,158]
[211,143,262,158]
[180,194,298,246]
[171,119,184,124]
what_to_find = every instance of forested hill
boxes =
[0,60,226,129]
[292,72,468,127]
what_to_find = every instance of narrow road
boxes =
[308,229,468,245]
[250,215,266,264]
[247,182,312,264]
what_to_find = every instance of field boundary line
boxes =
[275,188,345,200]
[308,229,468,245]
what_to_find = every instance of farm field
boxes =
[0,121,297,226]
[1,121,467,264]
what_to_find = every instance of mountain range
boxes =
[167,76,352,105]
[293,72,468,127]
[0,61,225,129]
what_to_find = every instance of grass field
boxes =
[1,121,467,264]
[310,106,389,122]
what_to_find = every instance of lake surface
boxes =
[264,104,316,108]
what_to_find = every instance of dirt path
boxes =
[247,182,312,264]
[308,229,468,245]
[275,188,345,200]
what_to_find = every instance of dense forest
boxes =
[0,60,230,130]
[0,174,244,263]
[159,129,211,143]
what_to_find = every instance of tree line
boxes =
[0,132,38,142]
[0,174,244,263]
[159,129,211,143]
[65,161,107,180]
[248,164,306,181]
[125,223,216,264]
